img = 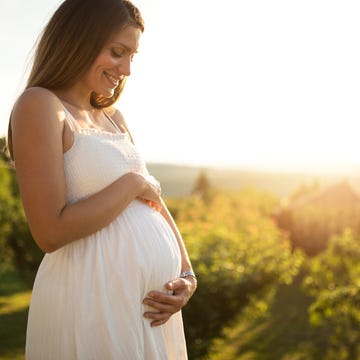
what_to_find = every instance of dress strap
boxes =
[103,111,123,134]
[62,104,122,134]
[63,107,76,132]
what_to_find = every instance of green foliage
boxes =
[167,188,303,358]
[0,158,14,273]
[0,146,43,284]
[207,274,335,360]
[303,229,360,359]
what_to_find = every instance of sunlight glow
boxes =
[1,0,359,172]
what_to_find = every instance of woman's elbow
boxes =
[39,244,57,254]
[34,236,60,253]
[32,227,65,253]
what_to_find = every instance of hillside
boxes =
[147,162,360,199]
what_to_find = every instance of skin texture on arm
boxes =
[11,87,161,253]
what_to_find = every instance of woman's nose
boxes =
[119,57,131,76]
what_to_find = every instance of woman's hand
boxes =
[143,276,197,327]
[137,175,162,211]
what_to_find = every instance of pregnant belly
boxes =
[36,200,181,309]
[27,201,182,358]
[115,200,181,288]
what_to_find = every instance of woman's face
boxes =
[82,25,142,98]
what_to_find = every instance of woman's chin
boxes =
[96,87,115,98]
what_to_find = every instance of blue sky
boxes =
[1,0,360,172]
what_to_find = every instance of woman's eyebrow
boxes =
[111,42,138,53]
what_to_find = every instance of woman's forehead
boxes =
[108,26,142,52]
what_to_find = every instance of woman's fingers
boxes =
[143,310,172,327]
[143,292,181,311]
[143,277,197,327]
[143,280,189,319]
[143,291,183,327]
[137,178,162,211]
[142,199,162,211]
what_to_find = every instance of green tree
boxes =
[191,171,213,203]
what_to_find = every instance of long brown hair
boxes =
[7,0,144,159]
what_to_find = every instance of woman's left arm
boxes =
[143,198,197,327]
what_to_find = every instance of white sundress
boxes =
[25,108,188,359]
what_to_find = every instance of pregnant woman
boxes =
[7,0,197,358]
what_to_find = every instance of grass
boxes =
[0,270,31,360]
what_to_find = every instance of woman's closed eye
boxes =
[111,49,136,62]
[111,49,124,58]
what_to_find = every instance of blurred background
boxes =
[1,0,360,359]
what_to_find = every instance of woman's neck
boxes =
[54,86,94,112]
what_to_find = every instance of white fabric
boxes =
[25,110,188,359]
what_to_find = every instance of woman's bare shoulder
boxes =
[14,87,62,112]
[11,87,67,161]
[12,87,65,131]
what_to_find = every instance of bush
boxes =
[168,189,303,358]
[303,229,360,359]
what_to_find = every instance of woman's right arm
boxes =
[11,88,159,253]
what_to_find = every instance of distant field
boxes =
[147,163,360,199]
